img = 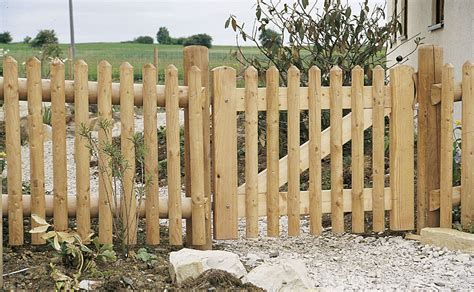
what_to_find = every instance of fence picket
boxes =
[308,66,322,235]
[188,66,206,245]
[27,57,45,244]
[212,66,238,239]
[351,66,364,233]
[4,56,23,245]
[120,62,137,245]
[143,64,160,245]
[51,59,68,231]
[389,65,415,231]
[372,65,385,232]
[98,61,113,244]
[461,61,474,227]
[287,66,301,236]
[244,66,259,238]
[165,65,183,246]
[74,59,91,241]
[330,66,344,233]
[440,64,454,228]
[266,66,280,237]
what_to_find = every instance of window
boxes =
[393,0,408,40]
[429,0,444,31]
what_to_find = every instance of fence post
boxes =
[212,66,238,239]
[389,64,415,231]
[183,46,212,249]
[417,45,443,232]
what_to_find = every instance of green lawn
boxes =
[0,43,262,82]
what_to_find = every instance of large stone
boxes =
[247,259,313,291]
[420,228,474,255]
[169,248,247,284]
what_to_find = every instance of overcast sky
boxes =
[0,0,386,45]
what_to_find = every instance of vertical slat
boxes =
[440,64,454,228]
[27,57,45,244]
[74,59,91,241]
[183,46,211,249]
[351,66,364,233]
[330,66,344,234]
[119,62,136,245]
[266,66,280,237]
[244,66,259,238]
[166,65,182,246]
[50,59,68,231]
[188,66,206,245]
[389,64,415,231]
[287,65,300,236]
[372,65,385,232]
[98,60,113,244]
[212,66,238,239]
[4,56,23,245]
[461,61,474,228]
[143,63,160,245]
[417,45,443,231]
[308,66,322,235]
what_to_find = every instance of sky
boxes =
[0,0,385,45]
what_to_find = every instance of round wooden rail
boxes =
[0,77,197,107]
[1,195,193,219]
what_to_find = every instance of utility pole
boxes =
[68,0,75,59]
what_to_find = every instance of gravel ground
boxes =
[13,108,474,290]
[216,217,474,290]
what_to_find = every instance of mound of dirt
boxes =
[179,269,264,291]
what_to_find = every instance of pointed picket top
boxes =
[166,64,178,78]
[142,63,156,70]
[211,66,236,75]
[267,65,279,75]
[98,60,112,69]
[245,65,258,78]
[26,56,40,67]
[352,65,363,73]
[330,65,342,73]
[444,63,454,70]
[309,65,321,74]
[463,60,473,70]
[372,65,384,76]
[120,61,133,70]
[50,57,64,67]
[288,65,300,78]
[74,59,88,72]
[4,55,17,65]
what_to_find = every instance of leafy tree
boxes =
[23,36,32,44]
[258,28,281,48]
[225,0,422,85]
[156,27,172,44]
[0,32,13,44]
[134,36,154,44]
[172,37,188,45]
[183,34,213,48]
[31,29,59,48]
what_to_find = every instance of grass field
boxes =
[0,43,262,82]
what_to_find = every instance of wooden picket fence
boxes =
[0,44,473,248]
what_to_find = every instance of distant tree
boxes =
[0,32,13,44]
[172,37,188,45]
[258,29,281,48]
[134,36,154,44]
[23,36,32,44]
[183,34,213,48]
[31,29,59,48]
[156,27,172,44]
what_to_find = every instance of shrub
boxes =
[156,27,172,44]
[23,36,32,44]
[31,29,59,48]
[183,33,213,48]
[0,31,13,44]
[133,35,154,44]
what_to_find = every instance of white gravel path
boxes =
[11,107,474,290]
[215,217,474,290]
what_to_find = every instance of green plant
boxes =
[183,34,213,48]
[0,31,13,44]
[23,36,32,44]
[135,247,157,267]
[30,214,117,288]
[31,29,59,48]
[133,36,154,44]
[156,27,172,44]
[79,119,152,254]
[43,106,52,126]
[453,119,462,186]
